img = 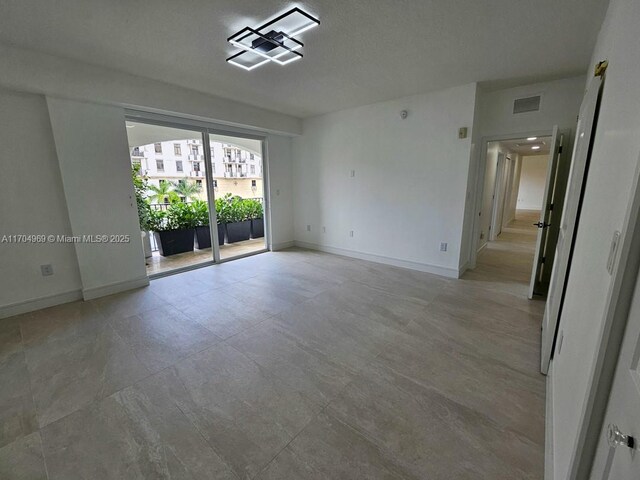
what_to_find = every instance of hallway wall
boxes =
[517,155,549,210]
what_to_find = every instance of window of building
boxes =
[159,179,166,186]
[250,153,254,160]
[250,165,256,174]
[174,144,181,155]
[191,145,199,156]
[154,143,162,153]
[193,162,200,172]
[132,147,143,156]
[225,164,232,173]
[156,159,164,172]
[196,180,202,188]
[178,179,185,186]
[213,180,218,187]
[252,180,257,187]
[176,160,183,172]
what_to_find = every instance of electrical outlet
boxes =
[349,230,354,237]
[440,242,448,252]
[306,225,311,232]
[350,170,355,178]
[40,264,54,276]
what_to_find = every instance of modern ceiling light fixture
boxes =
[226,7,320,71]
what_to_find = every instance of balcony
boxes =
[190,171,203,177]
[186,139,201,145]
[188,154,204,161]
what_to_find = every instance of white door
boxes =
[529,125,561,299]
[541,77,603,373]
[588,154,640,479]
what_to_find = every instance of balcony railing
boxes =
[190,171,203,177]
[188,154,204,161]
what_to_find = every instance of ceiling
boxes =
[0,0,609,118]
[125,121,262,154]
[496,136,552,156]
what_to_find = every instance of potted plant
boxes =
[191,200,211,249]
[225,195,251,243]
[150,202,196,256]
[215,196,229,246]
[245,198,264,239]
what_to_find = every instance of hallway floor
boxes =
[0,216,545,479]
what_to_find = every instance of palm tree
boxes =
[148,182,179,204]
[172,180,202,202]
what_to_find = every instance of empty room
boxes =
[1,0,639,479]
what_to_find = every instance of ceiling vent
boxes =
[513,95,541,114]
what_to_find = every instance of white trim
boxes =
[545,368,555,480]
[272,241,295,251]
[477,241,488,254]
[0,289,83,319]
[82,276,150,300]
[294,241,459,278]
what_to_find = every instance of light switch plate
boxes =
[607,231,621,274]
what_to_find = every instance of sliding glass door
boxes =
[126,117,269,277]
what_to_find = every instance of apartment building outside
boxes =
[130,139,263,203]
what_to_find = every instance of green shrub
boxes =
[215,196,231,224]
[132,164,152,230]
[166,202,196,230]
[244,198,263,220]
[147,209,167,232]
[191,200,209,227]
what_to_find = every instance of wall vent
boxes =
[513,95,541,114]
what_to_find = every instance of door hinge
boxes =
[595,60,608,77]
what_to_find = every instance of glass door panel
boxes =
[126,121,214,276]
[207,133,267,261]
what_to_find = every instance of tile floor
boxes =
[146,238,266,276]
[0,212,545,479]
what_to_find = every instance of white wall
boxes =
[505,154,522,224]
[0,43,301,136]
[0,89,82,316]
[517,155,549,210]
[266,134,294,250]
[47,98,148,299]
[292,83,478,277]
[550,0,640,478]
[463,76,585,267]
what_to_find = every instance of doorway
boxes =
[476,135,553,291]
[126,118,269,277]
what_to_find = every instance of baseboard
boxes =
[0,289,83,319]
[271,240,295,251]
[82,276,150,301]
[477,242,487,254]
[545,368,555,480]
[294,241,459,278]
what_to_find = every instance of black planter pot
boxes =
[154,229,194,256]
[217,224,226,246]
[250,218,264,239]
[194,226,211,249]
[226,220,251,243]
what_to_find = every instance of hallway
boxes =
[1,214,546,480]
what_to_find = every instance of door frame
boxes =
[469,129,553,268]
[567,151,640,479]
[124,110,272,277]
[489,152,507,240]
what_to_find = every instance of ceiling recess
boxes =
[226,7,320,71]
